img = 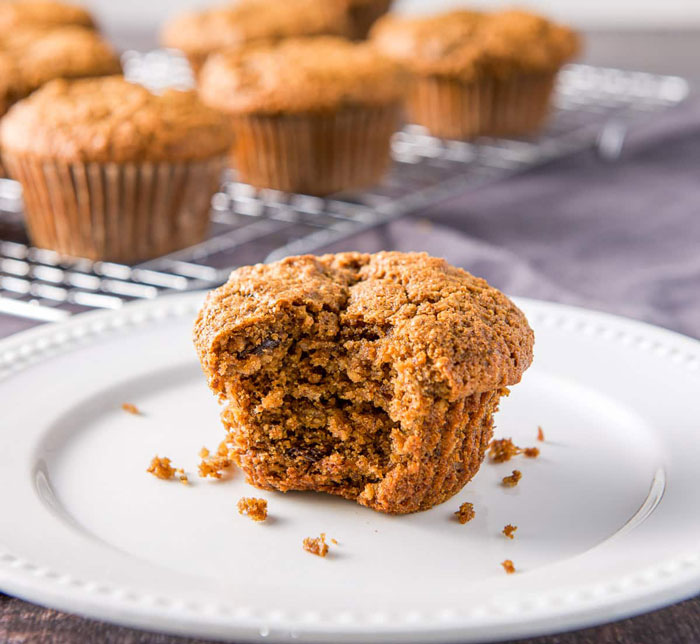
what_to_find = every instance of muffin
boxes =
[371,10,579,139]
[0,0,95,31]
[334,0,393,40]
[194,251,534,514]
[199,37,404,196]
[0,76,233,263]
[0,25,120,177]
[161,0,351,73]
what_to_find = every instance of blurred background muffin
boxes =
[198,36,404,195]
[160,0,352,73]
[0,0,95,31]
[371,9,579,139]
[0,23,120,176]
[0,76,233,262]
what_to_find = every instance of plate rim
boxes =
[1,292,700,643]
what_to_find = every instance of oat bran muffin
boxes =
[1,76,233,262]
[371,9,579,139]
[199,37,404,195]
[161,0,351,73]
[194,252,534,514]
[0,0,95,31]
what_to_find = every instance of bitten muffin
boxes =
[199,37,404,195]
[0,76,234,263]
[161,0,351,73]
[194,252,534,514]
[0,0,95,31]
[371,10,579,139]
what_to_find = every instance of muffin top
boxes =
[371,9,579,79]
[0,76,235,162]
[199,37,404,114]
[0,26,120,105]
[161,0,350,63]
[194,251,534,400]
[0,0,94,31]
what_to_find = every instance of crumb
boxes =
[489,438,521,463]
[537,426,545,441]
[198,440,233,478]
[330,538,338,545]
[502,524,518,539]
[502,470,522,488]
[121,402,140,415]
[237,497,268,522]
[146,456,176,480]
[501,559,516,574]
[523,447,540,458]
[303,533,329,557]
[175,468,189,485]
[455,501,475,524]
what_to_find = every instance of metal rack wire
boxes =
[0,51,690,321]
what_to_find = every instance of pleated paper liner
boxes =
[2,155,226,264]
[408,72,557,140]
[230,103,400,196]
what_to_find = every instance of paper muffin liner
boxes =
[230,104,400,196]
[408,72,558,140]
[2,154,225,263]
[347,0,393,39]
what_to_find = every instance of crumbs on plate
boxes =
[489,438,540,463]
[502,524,517,540]
[501,559,516,574]
[455,501,475,524]
[502,469,522,488]
[198,440,234,478]
[121,402,140,415]
[537,426,545,441]
[303,533,329,558]
[238,497,268,522]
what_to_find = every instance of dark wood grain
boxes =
[2,593,700,643]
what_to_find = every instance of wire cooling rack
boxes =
[0,50,690,321]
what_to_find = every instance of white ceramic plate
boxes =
[1,293,700,643]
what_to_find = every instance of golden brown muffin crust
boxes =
[199,37,405,114]
[371,9,579,80]
[0,76,235,162]
[195,252,533,399]
[161,0,351,63]
[0,0,94,31]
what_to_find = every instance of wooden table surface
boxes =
[2,30,700,644]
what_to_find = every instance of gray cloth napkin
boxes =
[326,96,700,339]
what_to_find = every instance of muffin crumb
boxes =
[121,402,140,415]
[146,456,176,480]
[455,502,475,524]
[489,438,521,463]
[537,426,545,441]
[175,468,189,485]
[523,447,540,458]
[501,559,516,574]
[502,470,522,488]
[330,538,338,545]
[303,533,329,557]
[502,524,518,539]
[198,440,233,478]
[237,497,268,522]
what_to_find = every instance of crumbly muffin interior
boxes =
[218,296,399,498]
